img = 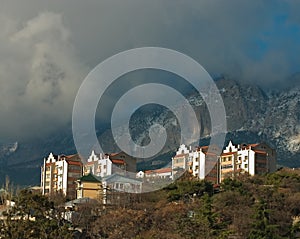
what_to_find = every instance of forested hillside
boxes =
[1,168,300,239]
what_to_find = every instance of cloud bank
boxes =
[0,12,88,139]
[0,0,300,140]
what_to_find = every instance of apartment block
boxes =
[172,144,193,179]
[219,141,277,182]
[41,153,83,200]
[84,150,137,177]
[172,141,276,184]
[172,144,219,184]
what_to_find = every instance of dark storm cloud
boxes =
[0,0,299,139]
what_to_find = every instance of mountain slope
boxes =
[1,78,300,185]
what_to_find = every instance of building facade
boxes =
[172,144,192,179]
[172,144,219,184]
[84,151,137,177]
[172,141,276,184]
[219,141,277,182]
[102,174,143,205]
[41,153,83,200]
[84,151,112,177]
[76,173,102,201]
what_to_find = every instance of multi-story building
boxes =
[109,151,137,173]
[41,153,83,200]
[84,151,112,177]
[172,141,276,184]
[191,146,219,184]
[172,144,192,179]
[172,144,219,184]
[84,150,137,177]
[219,141,277,182]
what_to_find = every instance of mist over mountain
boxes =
[0,77,299,186]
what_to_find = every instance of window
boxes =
[245,164,248,169]
[221,165,233,169]
[175,158,184,164]
[97,165,101,172]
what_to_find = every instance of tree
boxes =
[165,179,213,202]
[248,200,281,239]
[0,189,73,239]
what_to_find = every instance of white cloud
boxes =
[0,12,88,139]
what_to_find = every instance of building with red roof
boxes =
[219,141,277,182]
[41,153,83,200]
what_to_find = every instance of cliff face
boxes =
[1,78,300,185]
[99,77,300,167]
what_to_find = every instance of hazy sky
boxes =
[0,0,300,140]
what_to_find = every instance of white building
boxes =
[172,144,219,183]
[85,151,113,177]
[172,141,276,184]
[219,141,277,182]
[171,144,193,179]
[84,151,137,177]
[41,153,83,200]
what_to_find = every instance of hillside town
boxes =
[2,141,300,239]
[40,140,277,203]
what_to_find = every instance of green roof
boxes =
[78,173,101,183]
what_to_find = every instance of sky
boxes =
[0,0,300,141]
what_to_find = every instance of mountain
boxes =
[1,77,300,186]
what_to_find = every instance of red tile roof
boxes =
[67,160,82,166]
[221,152,235,156]
[154,168,172,173]
[111,159,125,165]
[145,168,172,174]
[254,150,267,155]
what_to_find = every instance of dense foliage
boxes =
[89,169,300,239]
[1,169,300,238]
[0,190,73,239]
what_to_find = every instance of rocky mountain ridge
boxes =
[0,78,299,185]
